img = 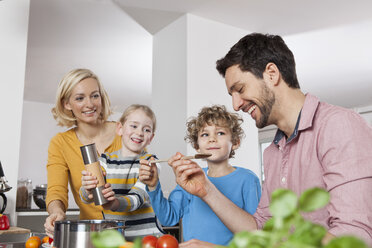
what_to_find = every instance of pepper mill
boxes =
[80,144,108,205]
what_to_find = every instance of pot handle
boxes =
[103,226,127,230]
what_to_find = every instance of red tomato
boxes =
[156,234,178,248]
[142,235,158,248]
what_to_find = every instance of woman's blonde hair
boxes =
[119,104,156,133]
[185,105,244,158]
[51,68,112,127]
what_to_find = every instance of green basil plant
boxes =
[223,187,368,248]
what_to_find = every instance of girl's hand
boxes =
[101,183,119,211]
[81,170,98,199]
[139,158,159,190]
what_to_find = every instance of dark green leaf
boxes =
[263,218,274,231]
[299,187,329,212]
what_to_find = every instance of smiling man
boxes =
[168,33,372,247]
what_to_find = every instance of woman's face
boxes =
[64,77,102,125]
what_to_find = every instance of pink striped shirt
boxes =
[253,94,372,245]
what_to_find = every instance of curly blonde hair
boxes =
[51,68,112,127]
[185,105,244,158]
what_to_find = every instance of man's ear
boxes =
[116,122,123,136]
[264,62,280,86]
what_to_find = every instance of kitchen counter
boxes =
[16,208,80,216]
[0,242,25,248]
[0,226,30,244]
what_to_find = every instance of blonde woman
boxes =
[44,69,121,237]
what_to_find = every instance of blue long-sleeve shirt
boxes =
[147,167,261,245]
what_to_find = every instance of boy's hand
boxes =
[139,158,159,190]
[168,152,209,198]
[81,170,98,199]
[101,183,119,211]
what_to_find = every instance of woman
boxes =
[44,69,121,237]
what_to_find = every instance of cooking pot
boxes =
[53,219,125,248]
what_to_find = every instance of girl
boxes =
[80,104,164,240]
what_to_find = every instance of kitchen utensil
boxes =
[80,143,108,205]
[33,187,46,209]
[53,219,126,248]
[150,153,211,164]
[0,161,12,214]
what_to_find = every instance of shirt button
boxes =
[281,177,286,183]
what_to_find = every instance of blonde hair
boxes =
[51,68,112,127]
[185,105,244,158]
[119,104,156,133]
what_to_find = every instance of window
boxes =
[258,125,277,183]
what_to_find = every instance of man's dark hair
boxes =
[216,33,300,89]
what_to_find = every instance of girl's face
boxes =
[117,109,154,157]
[197,124,239,163]
[64,78,102,125]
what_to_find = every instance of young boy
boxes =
[139,105,261,245]
[80,104,164,240]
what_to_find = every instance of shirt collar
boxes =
[273,93,320,144]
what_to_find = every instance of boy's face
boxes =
[196,124,239,162]
[117,109,154,157]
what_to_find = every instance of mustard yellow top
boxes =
[45,128,122,220]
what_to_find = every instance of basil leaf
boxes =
[270,189,297,218]
[299,187,329,212]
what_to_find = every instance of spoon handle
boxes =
[149,154,210,164]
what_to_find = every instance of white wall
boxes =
[0,0,30,225]
[186,14,260,177]
[151,16,188,196]
[151,14,261,197]
[18,101,79,209]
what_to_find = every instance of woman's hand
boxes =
[44,200,66,238]
[139,158,159,190]
[81,170,98,199]
[179,239,216,248]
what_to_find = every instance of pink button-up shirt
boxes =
[253,94,372,245]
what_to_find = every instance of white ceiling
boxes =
[24,0,372,110]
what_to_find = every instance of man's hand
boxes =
[168,152,211,198]
[139,158,159,191]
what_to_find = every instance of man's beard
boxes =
[255,83,275,129]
